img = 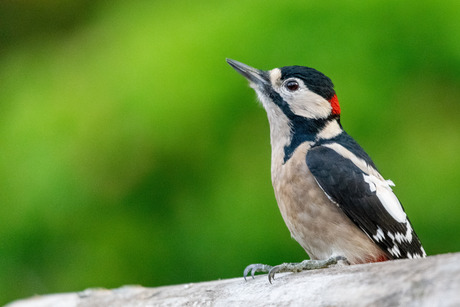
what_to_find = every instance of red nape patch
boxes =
[329,94,341,115]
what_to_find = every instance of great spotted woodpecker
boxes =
[226,59,426,283]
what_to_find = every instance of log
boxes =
[7,252,460,307]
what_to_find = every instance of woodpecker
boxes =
[226,59,426,283]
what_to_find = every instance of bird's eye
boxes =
[285,80,299,91]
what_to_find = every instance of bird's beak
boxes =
[226,59,270,87]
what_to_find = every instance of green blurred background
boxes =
[1,0,459,304]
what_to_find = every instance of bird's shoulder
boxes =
[312,131,378,171]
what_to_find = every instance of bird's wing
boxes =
[306,145,425,259]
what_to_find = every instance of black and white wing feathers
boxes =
[306,143,426,259]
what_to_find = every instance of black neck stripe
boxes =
[265,86,338,163]
[283,115,338,163]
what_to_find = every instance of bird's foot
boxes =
[243,263,273,281]
[267,255,349,283]
[244,255,349,283]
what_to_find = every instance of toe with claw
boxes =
[243,263,273,281]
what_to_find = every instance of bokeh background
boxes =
[1,0,459,304]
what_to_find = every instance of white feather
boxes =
[373,227,385,242]
[363,174,407,223]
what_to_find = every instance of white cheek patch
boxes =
[268,70,332,119]
[363,174,407,223]
[287,90,332,119]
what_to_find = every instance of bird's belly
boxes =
[271,142,386,264]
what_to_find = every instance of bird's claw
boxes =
[243,263,273,281]
[268,266,282,284]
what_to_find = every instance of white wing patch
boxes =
[363,174,407,223]
[323,143,382,179]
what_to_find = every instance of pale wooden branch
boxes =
[7,252,460,307]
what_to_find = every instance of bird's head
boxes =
[226,59,341,122]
